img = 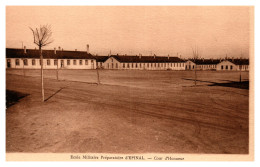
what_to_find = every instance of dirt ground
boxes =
[6,69,249,153]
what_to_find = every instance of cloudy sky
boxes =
[6,6,253,58]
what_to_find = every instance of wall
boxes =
[6,58,96,69]
[103,57,185,70]
[216,60,238,71]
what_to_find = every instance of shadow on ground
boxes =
[6,90,28,108]
[182,78,249,90]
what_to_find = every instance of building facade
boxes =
[6,48,96,70]
[216,59,249,71]
[96,55,186,70]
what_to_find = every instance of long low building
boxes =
[216,59,249,71]
[6,48,96,69]
[185,58,249,71]
[6,48,249,71]
[95,55,186,70]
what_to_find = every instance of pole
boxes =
[40,46,44,102]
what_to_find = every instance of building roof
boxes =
[189,59,221,65]
[226,59,249,65]
[94,56,109,62]
[6,48,95,59]
[110,55,185,63]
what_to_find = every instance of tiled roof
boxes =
[193,59,221,65]
[6,48,95,59]
[94,56,109,62]
[226,59,249,65]
[111,55,185,63]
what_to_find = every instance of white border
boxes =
[1,1,259,167]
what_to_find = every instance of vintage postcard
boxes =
[5,6,254,161]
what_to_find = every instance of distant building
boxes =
[94,56,109,69]
[98,55,186,70]
[6,47,249,72]
[185,60,196,70]
[6,48,96,69]
[216,59,249,71]
[186,59,220,70]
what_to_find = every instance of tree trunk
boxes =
[23,59,25,77]
[40,47,44,102]
[56,59,59,80]
[240,65,242,83]
[96,67,100,84]
[194,64,197,86]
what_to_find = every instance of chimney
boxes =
[75,49,77,51]
[168,54,169,60]
[54,47,56,54]
[58,46,61,51]
[62,48,63,51]
[139,54,142,59]
[24,46,26,54]
[154,54,156,59]
[86,44,89,53]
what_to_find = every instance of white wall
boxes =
[216,60,238,71]
[6,58,96,69]
[102,57,185,70]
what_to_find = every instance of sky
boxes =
[6,6,253,58]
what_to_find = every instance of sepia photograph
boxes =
[5,6,254,161]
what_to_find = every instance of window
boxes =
[226,65,228,70]
[116,63,118,68]
[67,60,70,65]
[54,60,58,65]
[79,60,82,65]
[32,59,36,65]
[91,60,93,63]
[147,63,149,67]
[85,60,88,65]
[23,59,28,66]
[151,63,153,67]
[221,65,223,70]
[73,60,77,65]
[7,59,11,68]
[15,59,20,66]
[127,63,129,68]
[132,63,134,68]
[123,63,125,68]
[230,65,233,70]
[47,59,50,65]
[136,63,138,68]
[140,63,142,68]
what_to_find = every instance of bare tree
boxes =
[30,25,54,102]
[191,46,199,86]
[96,66,100,85]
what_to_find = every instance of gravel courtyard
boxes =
[6,69,249,153]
